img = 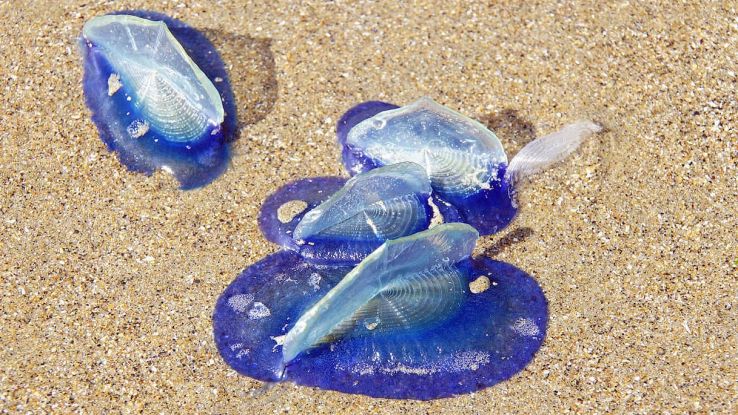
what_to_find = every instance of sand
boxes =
[1,0,735,413]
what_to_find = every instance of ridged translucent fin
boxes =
[317,265,465,344]
[504,121,602,186]
[426,149,496,196]
[82,15,223,142]
[282,223,479,363]
[345,97,507,197]
[293,162,432,242]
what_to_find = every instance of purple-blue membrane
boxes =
[212,250,548,400]
[258,174,437,266]
[440,165,518,235]
[261,176,461,265]
[337,101,519,235]
[292,163,437,265]
[295,190,435,264]
[80,11,236,189]
[336,101,399,175]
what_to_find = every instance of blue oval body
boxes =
[259,163,438,265]
[80,11,236,189]
[338,98,518,234]
[259,176,464,264]
[212,250,548,400]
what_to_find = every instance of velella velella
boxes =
[213,97,596,397]
[258,98,598,263]
[260,163,437,264]
[213,223,548,399]
[80,12,236,189]
[281,222,478,363]
[340,97,601,234]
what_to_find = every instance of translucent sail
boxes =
[345,97,507,197]
[294,162,433,243]
[282,223,479,363]
[505,121,602,186]
[82,15,224,143]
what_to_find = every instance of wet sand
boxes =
[1,1,735,413]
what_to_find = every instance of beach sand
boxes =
[1,1,735,413]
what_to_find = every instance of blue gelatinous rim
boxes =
[80,10,236,189]
[213,250,548,400]
[336,101,399,175]
[336,101,399,147]
[440,165,519,235]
